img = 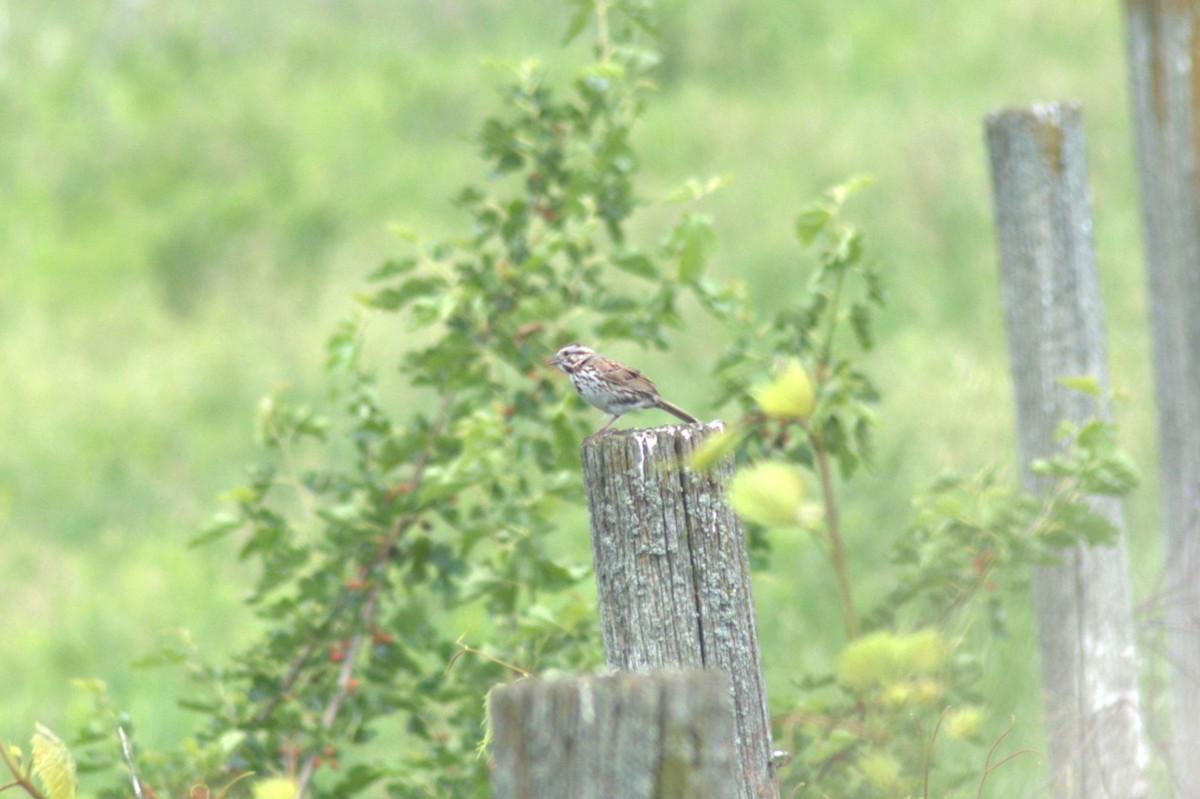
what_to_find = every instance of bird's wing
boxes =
[610,363,658,393]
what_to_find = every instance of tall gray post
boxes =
[985,103,1148,799]
[1123,4,1200,793]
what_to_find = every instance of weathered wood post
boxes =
[1123,4,1200,793]
[581,423,778,799]
[490,670,736,799]
[985,103,1148,798]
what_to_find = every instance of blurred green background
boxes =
[1,0,1157,794]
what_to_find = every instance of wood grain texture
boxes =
[490,670,735,799]
[580,423,778,799]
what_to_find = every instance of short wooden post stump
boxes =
[489,670,735,799]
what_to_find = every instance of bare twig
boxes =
[976,716,1040,799]
[807,421,859,639]
[118,726,144,799]
[446,637,533,679]
[293,584,383,796]
[0,740,48,799]
[914,707,948,799]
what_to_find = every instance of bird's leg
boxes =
[595,414,620,434]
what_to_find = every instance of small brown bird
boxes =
[548,343,699,434]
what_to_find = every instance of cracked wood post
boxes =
[985,103,1148,799]
[489,670,735,799]
[580,423,778,799]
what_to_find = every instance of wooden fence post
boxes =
[1123,4,1200,793]
[580,424,778,799]
[489,670,736,799]
[985,102,1149,798]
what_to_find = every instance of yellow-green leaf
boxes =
[662,174,733,203]
[838,629,950,692]
[895,628,950,674]
[1056,374,1102,396]
[31,724,76,799]
[858,750,904,795]
[690,426,742,471]
[945,706,983,739]
[838,631,900,691]
[729,461,806,527]
[253,776,299,799]
[751,360,815,419]
[828,174,875,207]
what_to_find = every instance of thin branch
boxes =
[446,637,533,679]
[293,583,382,798]
[817,265,848,368]
[915,707,948,799]
[808,422,859,639]
[251,585,358,725]
[594,0,612,62]
[0,742,47,799]
[976,716,1040,799]
[118,726,144,799]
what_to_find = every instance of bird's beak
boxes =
[547,355,561,367]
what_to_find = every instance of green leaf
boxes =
[864,266,887,306]
[830,227,863,268]
[178,697,222,713]
[189,511,242,548]
[368,276,448,311]
[331,764,386,796]
[849,301,873,350]
[596,316,634,340]
[326,315,361,374]
[662,174,732,203]
[795,207,831,244]
[611,252,658,279]
[387,223,421,243]
[617,0,659,36]
[132,634,190,668]
[1085,450,1140,495]
[367,257,418,281]
[676,213,717,281]
[218,730,247,755]
[535,557,586,590]
[1056,374,1102,396]
[1073,510,1121,547]
[828,174,875,207]
[561,0,592,44]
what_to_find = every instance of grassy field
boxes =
[2,1,1157,795]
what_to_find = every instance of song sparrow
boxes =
[548,343,699,434]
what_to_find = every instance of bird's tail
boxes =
[657,399,699,425]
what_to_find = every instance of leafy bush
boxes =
[56,2,738,797]
[702,182,1137,796]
